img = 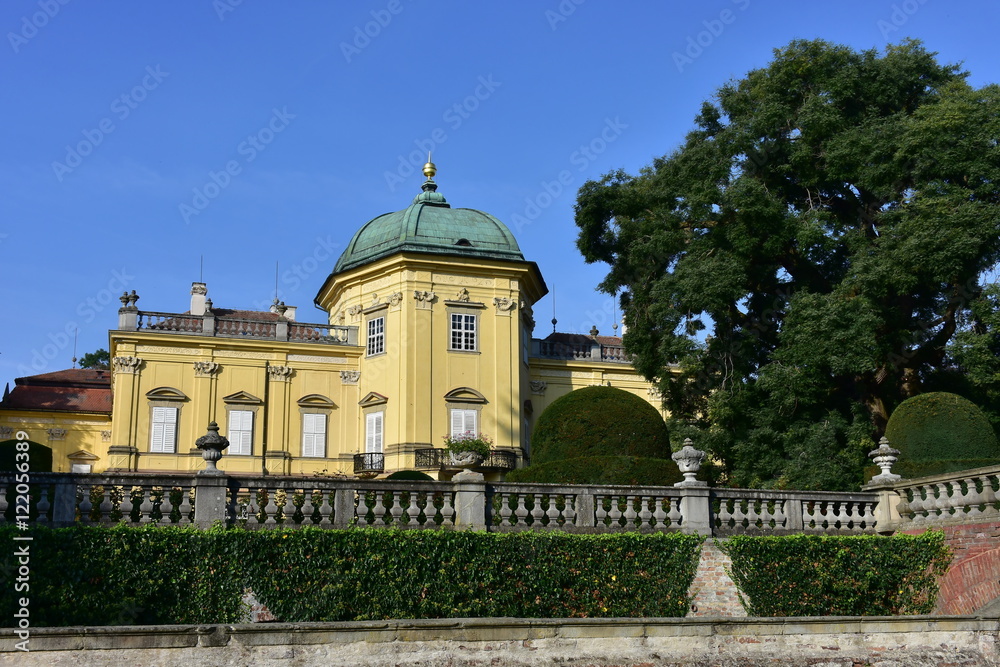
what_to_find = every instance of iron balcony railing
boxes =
[353,453,385,476]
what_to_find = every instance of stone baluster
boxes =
[563,495,578,526]
[623,495,640,528]
[498,493,513,527]
[652,497,667,528]
[668,496,683,528]
[78,487,93,523]
[389,491,405,525]
[300,492,316,526]
[637,496,653,528]
[35,485,51,524]
[594,495,609,527]
[0,485,7,519]
[607,495,624,527]
[529,494,546,526]
[514,495,529,527]
[120,487,135,523]
[439,491,456,525]
[262,489,279,526]
[980,475,999,518]
[99,487,114,523]
[179,486,193,524]
[318,491,333,527]
[371,492,388,527]
[545,495,561,526]
[137,487,154,524]
[281,491,296,526]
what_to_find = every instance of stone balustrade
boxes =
[121,309,358,345]
[8,463,1000,535]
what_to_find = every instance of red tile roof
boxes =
[1,368,112,414]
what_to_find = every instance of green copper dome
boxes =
[332,179,524,274]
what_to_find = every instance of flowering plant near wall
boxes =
[443,432,493,458]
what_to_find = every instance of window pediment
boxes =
[444,387,487,404]
[68,449,100,462]
[145,387,187,401]
[223,390,262,405]
[359,391,388,408]
[297,394,336,409]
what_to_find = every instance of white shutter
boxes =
[150,406,177,453]
[450,409,465,438]
[366,412,383,453]
[228,410,253,456]
[450,409,477,438]
[302,413,326,458]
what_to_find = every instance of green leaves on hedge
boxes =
[0,526,702,625]
[720,532,952,616]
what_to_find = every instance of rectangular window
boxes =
[367,316,385,356]
[450,408,478,439]
[450,313,477,351]
[302,413,327,458]
[150,406,178,453]
[228,409,253,456]
[366,411,384,453]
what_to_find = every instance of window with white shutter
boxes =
[366,411,384,453]
[227,409,254,456]
[150,406,178,453]
[450,409,478,439]
[302,412,327,458]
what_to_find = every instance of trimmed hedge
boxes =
[720,532,952,616]
[885,392,1000,471]
[506,455,685,486]
[531,386,671,465]
[0,526,702,626]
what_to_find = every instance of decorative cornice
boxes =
[413,290,437,302]
[267,365,294,382]
[112,356,143,374]
[193,361,221,378]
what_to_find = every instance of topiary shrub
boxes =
[885,392,1000,477]
[530,386,670,465]
[506,455,684,486]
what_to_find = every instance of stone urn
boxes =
[195,421,229,475]
[449,450,486,469]
[672,438,707,487]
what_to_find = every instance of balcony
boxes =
[414,448,518,472]
[353,453,385,478]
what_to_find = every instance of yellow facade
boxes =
[0,409,109,473]
[4,171,665,478]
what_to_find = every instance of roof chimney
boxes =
[191,282,208,316]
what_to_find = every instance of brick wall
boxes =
[903,521,1000,615]
[687,540,746,617]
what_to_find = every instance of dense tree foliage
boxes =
[78,348,110,369]
[575,40,1000,489]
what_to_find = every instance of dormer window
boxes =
[455,238,473,247]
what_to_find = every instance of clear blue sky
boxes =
[2,0,997,384]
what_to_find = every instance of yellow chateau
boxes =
[1,162,663,478]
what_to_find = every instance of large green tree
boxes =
[575,39,1000,489]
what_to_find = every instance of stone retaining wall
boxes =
[2,616,998,666]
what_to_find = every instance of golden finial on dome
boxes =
[422,152,436,179]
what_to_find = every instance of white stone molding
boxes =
[112,356,143,374]
[493,297,517,314]
[347,304,363,318]
[193,361,221,378]
[267,365,294,382]
[529,381,547,395]
[340,370,361,385]
[47,428,67,441]
[455,288,472,302]
[387,292,404,310]
[101,430,112,442]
